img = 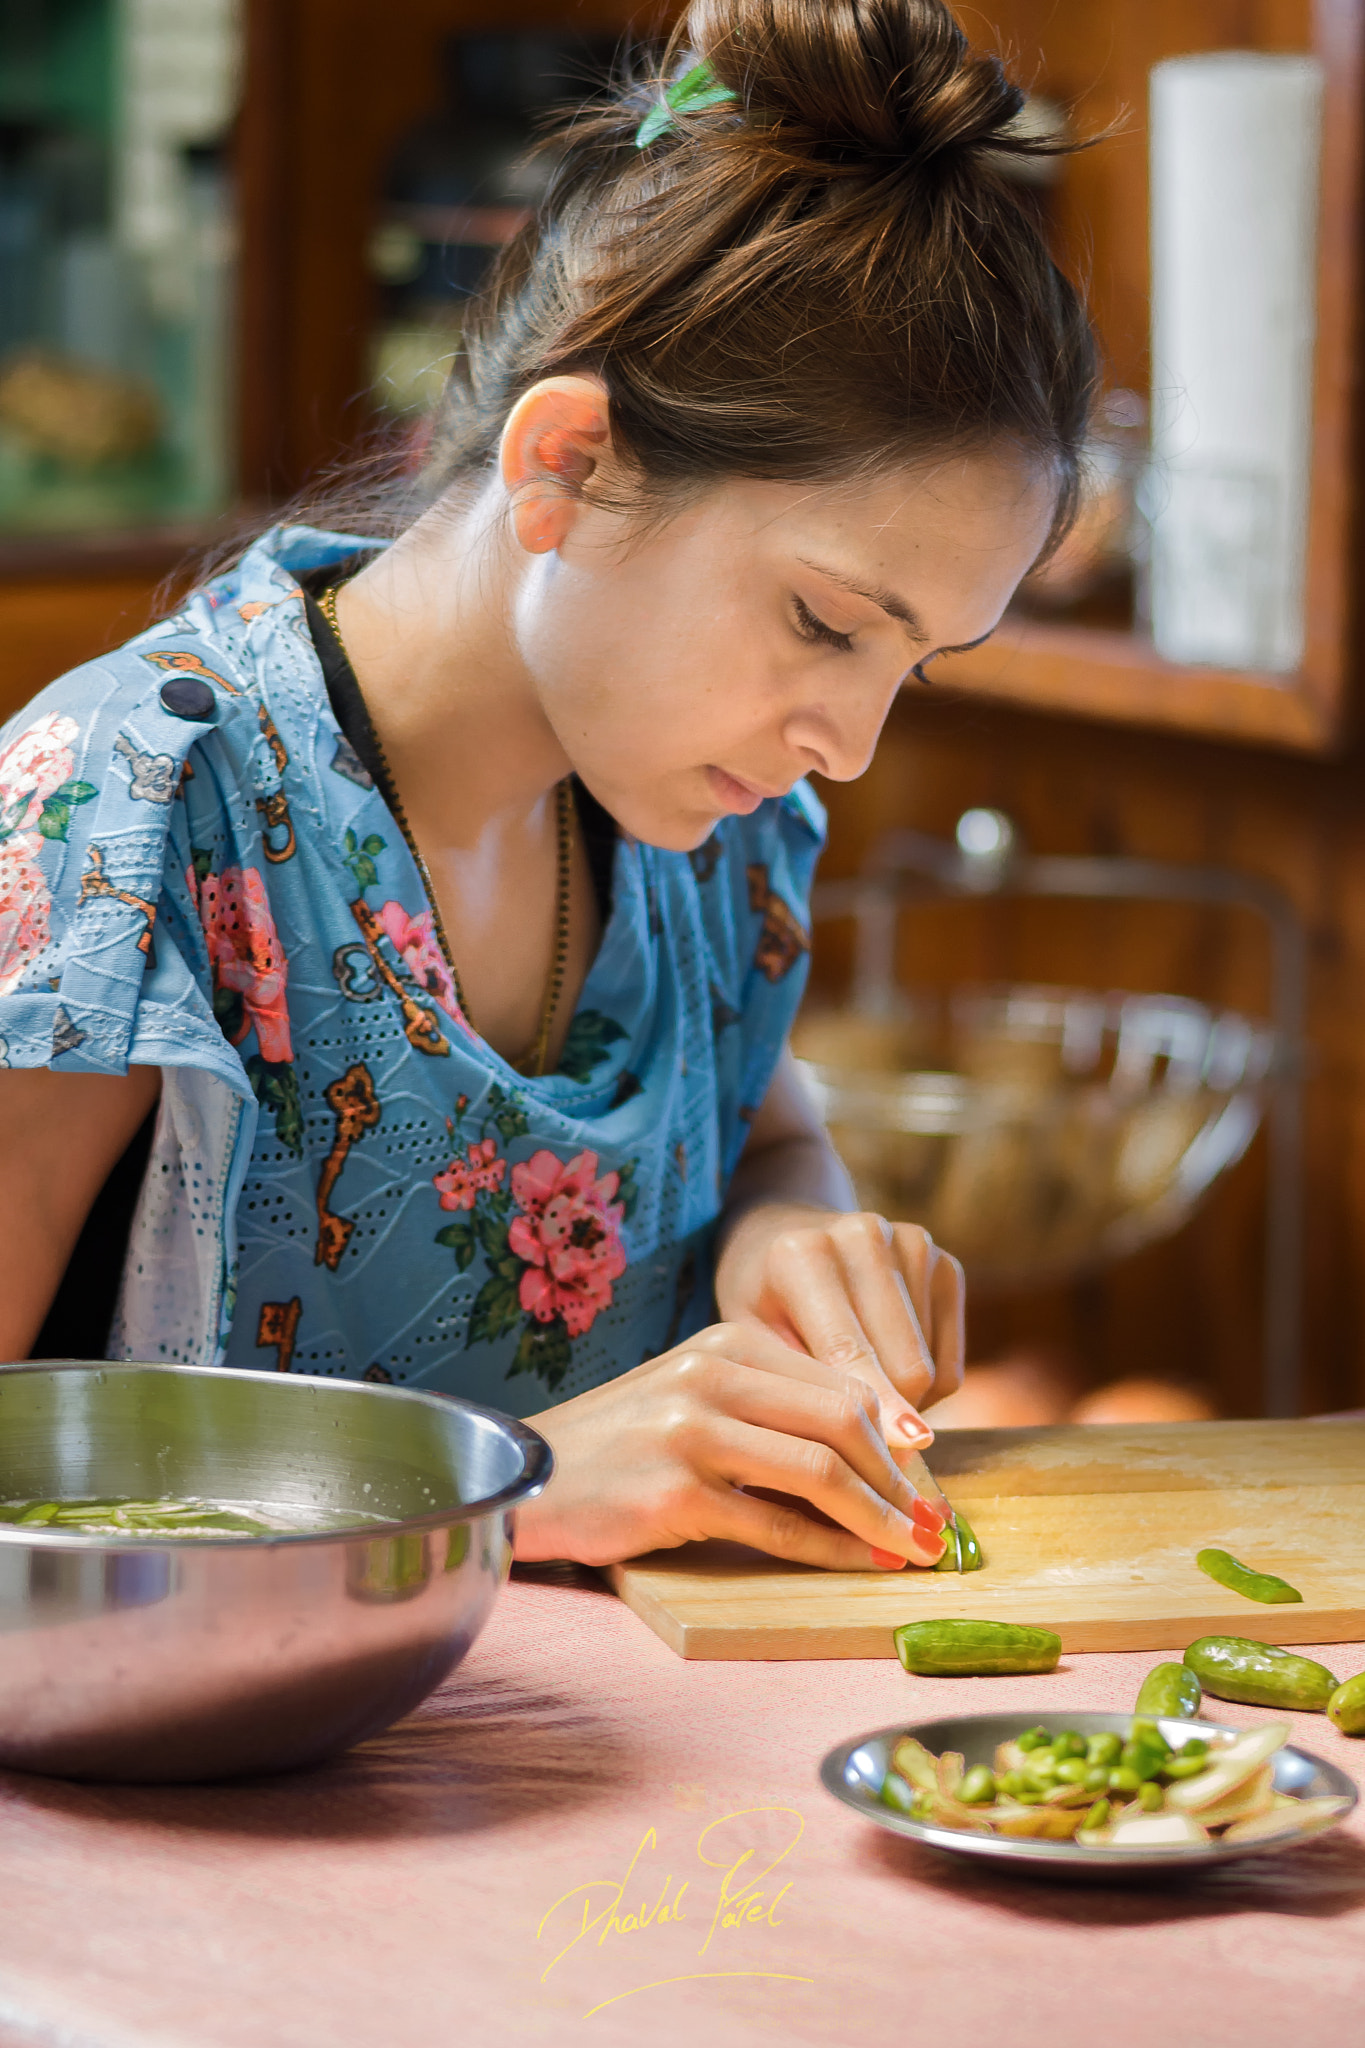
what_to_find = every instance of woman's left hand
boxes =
[714,1202,965,1440]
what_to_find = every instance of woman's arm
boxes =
[0,1066,162,1359]
[713,1047,965,1424]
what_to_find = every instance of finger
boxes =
[919,1233,966,1403]
[826,1212,938,1413]
[684,1323,944,1522]
[706,1483,914,1572]
[687,1318,887,1396]
[684,1352,946,1536]
[689,1317,935,1470]
[759,1229,907,1415]
[702,1414,945,1565]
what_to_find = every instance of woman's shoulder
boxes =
[0,521,382,783]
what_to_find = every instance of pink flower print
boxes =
[0,713,78,840]
[0,834,52,996]
[433,1137,507,1212]
[374,900,467,1027]
[509,1149,627,1339]
[196,863,293,1063]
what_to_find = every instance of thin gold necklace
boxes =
[318,581,573,1079]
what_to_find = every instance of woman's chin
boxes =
[611,797,728,854]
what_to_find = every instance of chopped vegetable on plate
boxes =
[876,1718,1348,1850]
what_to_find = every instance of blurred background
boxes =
[3,0,1365,1426]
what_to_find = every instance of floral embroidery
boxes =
[0,835,53,997]
[432,1086,635,1391]
[0,712,98,994]
[0,712,90,842]
[555,1008,627,1082]
[434,1137,506,1212]
[189,858,293,1064]
[375,900,462,1023]
[342,828,386,891]
[508,1149,628,1338]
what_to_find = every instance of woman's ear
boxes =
[499,375,611,554]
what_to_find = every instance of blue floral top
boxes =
[0,525,824,1415]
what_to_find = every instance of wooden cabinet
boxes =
[0,0,652,712]
[936,0,1362,752]
[4,0,1359,744]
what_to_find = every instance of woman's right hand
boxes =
[515,1321,947,1571]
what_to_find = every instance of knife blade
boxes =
[896,1441,952,1517]
[891,1439,975,1569]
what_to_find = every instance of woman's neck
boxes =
[331,493,571,850]
[326,491,602,1067]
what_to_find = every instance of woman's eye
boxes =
[792,596,856,653]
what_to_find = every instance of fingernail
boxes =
[893,1409,934,1448]
[910,1496,946,1534]
[869,1547,908,1569]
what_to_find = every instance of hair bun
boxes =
[686,0,1037,175]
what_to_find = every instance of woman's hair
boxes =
[295,0,1097,551]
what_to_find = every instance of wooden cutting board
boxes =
[607,1420,1365,1659]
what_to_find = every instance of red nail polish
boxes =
[896,1410,934,1447]
[870,1547,908,1569]
[911,1496,946,1533]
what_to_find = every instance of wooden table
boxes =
[0,1564,1362,2048]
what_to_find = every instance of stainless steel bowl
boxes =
[796,986,1276,1289]
[821,1712,1358,1882]
[0,1362,552,1783]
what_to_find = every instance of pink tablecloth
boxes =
[0,1567,1362,2048]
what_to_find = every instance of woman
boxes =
[0,0,1093,1572]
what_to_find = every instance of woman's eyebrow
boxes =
[796,557,931,646]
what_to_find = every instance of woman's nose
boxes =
[786,675,903,782]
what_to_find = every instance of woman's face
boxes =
[509,449,1056,851]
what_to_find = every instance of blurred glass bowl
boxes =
[794,985,1277,1290]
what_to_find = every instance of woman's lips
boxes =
[707,766,780,814]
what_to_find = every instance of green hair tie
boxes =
[635,58,737,149]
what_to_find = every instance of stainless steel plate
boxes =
[820,1711,1358,1882]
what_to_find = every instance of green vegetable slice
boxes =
[930,1508,985,1573]
[1195,1547,1303,1604]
